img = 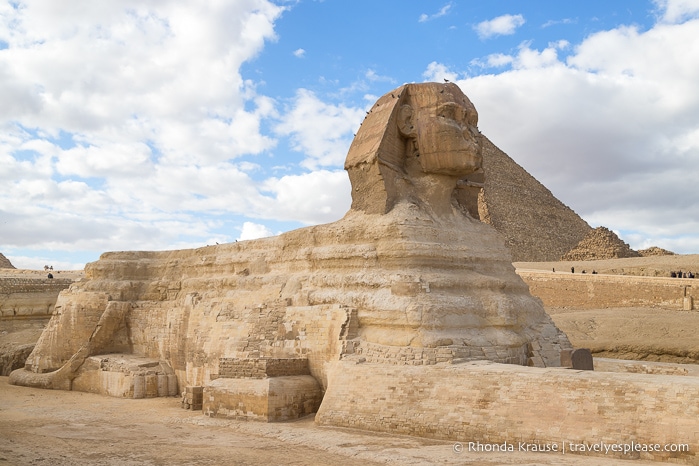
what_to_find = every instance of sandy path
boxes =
[0,377,666,466]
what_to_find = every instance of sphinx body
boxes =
[11,83,571,401]
[9,84,699,463]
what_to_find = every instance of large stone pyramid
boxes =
[0,252,15,269]
[478,137,592,262]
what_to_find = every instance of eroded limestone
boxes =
[11,82,570,419]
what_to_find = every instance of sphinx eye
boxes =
[437,103,458,120]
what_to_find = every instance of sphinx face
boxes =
[414,90,482,176]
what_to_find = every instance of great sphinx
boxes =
[11,82,571,416]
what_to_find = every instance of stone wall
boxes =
[203,376,322,422]
[518,271,697,309]
[316,360,699,464]
[352,340,529,366]
[0,278,73,318]
[594,358,699,376]
[217,357,310,379]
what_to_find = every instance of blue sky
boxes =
[1,0,699,270]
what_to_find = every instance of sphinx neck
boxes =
[409,172,460,218]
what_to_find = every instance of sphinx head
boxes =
[345,82,483,215]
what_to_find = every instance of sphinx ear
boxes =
[397,104,416,138]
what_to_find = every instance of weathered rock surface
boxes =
[11,83,570,398]
[0,276,73,373]
[0,343,34,376]
[0,277,73,318]
[561,226,640,261]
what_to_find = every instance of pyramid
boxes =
[0,252,15,269]
[478,136,592,262]
[561,226,640,261]
[638,246,675,257]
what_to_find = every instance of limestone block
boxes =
[317,360,699,463]
[182,386,203,410]
[203,375,322,422]
[68,354,177,399]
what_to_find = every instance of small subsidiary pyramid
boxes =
[638,246,675,257]
[561,226,641,261]
[0,252,15,269]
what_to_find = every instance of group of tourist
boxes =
[557,267,695,278]
[670,271,696,278]
[557,267,597,274]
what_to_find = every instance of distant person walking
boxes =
[571,267,575,274]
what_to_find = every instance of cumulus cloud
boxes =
[474,14,526,39]
[293,48,305,58]
[274,89,365,169]
[0,1,286,264]
[238,222,274,241]
[259,170,351,225]
[435,1,699,252]
[423,61,459,83]
[654,0,699,22]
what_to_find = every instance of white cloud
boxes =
[238,221,274,241]
[419,3,453,23]
[0,2,282,158]
[274,89,365,169]
[0,1,288,266]
[6,254,86,272]
[260,170,351,225]
[422,61,459,83]
[474,14,526,39]
[293,48,305,58]
[433,7,699,253]
[654,0,699,23]
[485,53,514,68]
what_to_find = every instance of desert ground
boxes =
[1,256,697,465]
[517,255,699,364]
[0,376,664,466]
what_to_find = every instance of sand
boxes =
[0,376,663,466]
